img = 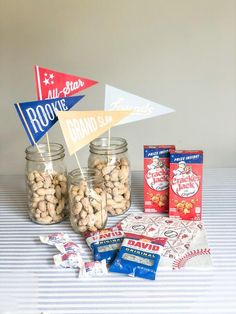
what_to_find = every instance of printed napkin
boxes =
[120,214,212,270]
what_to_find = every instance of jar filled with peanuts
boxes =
[25,143,67,224]
[68,168,108,233]
[88,137,131,216]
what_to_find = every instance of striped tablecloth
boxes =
[0,170,236,314]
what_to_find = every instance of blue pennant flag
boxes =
[14,95,85,145]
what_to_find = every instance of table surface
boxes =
[0,170,236,314]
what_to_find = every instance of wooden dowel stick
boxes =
[46,133,51,156]
[74,153,85,179]
[107,128,111,165]
[108,128,111,148]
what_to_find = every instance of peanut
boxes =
[38,201,47,212]
[55,185,62,200]
[26,170,67,224]
[88,155,131,215]
[69,181,107,233]
[28,172,35,182]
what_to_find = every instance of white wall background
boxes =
[0,0,235,174]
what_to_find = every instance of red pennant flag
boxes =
[34,66,98,100]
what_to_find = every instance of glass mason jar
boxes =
[88,137,131,216]
[68,168,108,234]
[25,143,67,224]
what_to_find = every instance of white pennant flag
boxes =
[105,85,175,125]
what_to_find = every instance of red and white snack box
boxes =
[169,150,203,221]
[144,145,175,213]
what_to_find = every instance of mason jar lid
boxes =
[89,137,128,155]
[25,143,65,162]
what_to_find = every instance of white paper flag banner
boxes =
[105,85,175,125]
[57,110,132,155]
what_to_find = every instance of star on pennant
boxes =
[43,77,50,85]
[46,73,55,84]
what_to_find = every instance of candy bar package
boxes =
[109,233,167,280]
[40,232,71,246]
[84,225,124,264]
[144,145,175,213]
[79,259,108,278]
[55,242,83,254]
[169,150,203,220]
[53,252,84,269]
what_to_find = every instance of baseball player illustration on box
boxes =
[173,161,186,175]
[148,156,167,171]
[173,161,193,176]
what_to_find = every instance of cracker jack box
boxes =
[144,145,175,213]
[169,150,203,221]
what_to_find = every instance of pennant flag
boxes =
[57,110,132,155]
[14,95,85,145]
[104,85,175,125]
[34,65,98,100]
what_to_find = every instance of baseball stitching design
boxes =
[173,248,211,270]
